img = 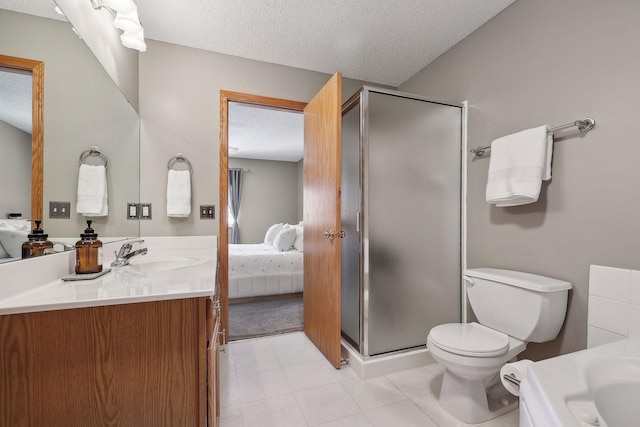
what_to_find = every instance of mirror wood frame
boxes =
[219,90,306,344]
[0,54,44,224]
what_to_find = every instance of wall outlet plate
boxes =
[49,201,70,219]
[200,205,215,219]
[140,203,152,220]
[127,203,139,219]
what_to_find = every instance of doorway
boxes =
[219,91,307,342]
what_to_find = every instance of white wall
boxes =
[229,158,299,244]
[399,0,640,359]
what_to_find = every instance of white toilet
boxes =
[427,268,571,424]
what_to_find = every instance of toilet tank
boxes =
[464,268,571,343]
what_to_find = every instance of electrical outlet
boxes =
[49,201,70,219]
[140,203,152,220]
[200,205,215,219]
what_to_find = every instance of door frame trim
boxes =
[219,91,307,343]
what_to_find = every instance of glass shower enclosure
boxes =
[341,87,462,357]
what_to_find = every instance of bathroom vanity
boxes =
[0,237,220,427]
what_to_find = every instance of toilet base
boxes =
[439,369,519,424]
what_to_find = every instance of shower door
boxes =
[341,87,462,357]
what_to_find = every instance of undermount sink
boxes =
[127,256,207,273]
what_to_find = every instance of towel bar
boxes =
[470,117,596,156]
[167,153,193,174]
[79,146,109,168]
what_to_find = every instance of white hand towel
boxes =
[167,169,191,217]
[486,125,553,207]
[76,164,108,216]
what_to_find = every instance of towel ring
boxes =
[79,146,109,169]
[167,153,193,174]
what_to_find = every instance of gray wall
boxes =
[399,0,640,360]
[229,158,299,244]
[0,120,31,217]
[139,39,380,237]
[296,160,304,222]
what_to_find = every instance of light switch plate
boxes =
[200,205,215,219]
[49,201,70,219]
[140,203,152,220]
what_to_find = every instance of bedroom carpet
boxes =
[228,295,303,341]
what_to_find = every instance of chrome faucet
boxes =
[111,239,148,267]
[43,241,76,255]
[52,242,75,251]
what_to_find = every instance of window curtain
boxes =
[228,168,243,244]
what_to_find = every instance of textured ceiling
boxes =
[138,0,516,87]
[0,69,32,134]
[229,103,303,163]
[1,0,516,87]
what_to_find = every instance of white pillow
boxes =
[0,220,30,259]
[0,240,9,258]
[273,227,297,252]
[264,223,284,245]
[293,226,303,252]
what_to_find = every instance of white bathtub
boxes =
[520,339,640,427]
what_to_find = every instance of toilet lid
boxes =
[429,323,509,357]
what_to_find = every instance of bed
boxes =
[0,220,30,263]
[228,243,303,299]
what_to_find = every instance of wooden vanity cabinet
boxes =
[0,296,221,426]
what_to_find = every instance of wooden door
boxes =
[303,73,343,368]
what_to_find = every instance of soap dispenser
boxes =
[75,220,103,274]
[21,220,54,259]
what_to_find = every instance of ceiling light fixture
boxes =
[89,0,146,52]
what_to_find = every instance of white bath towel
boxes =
[486,125,553,207]
[76,164,108,216]
[167,169,191,217]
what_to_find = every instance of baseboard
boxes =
[229,292,303,305]
[342,341,437,380]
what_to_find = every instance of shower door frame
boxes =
[342,86,467,358]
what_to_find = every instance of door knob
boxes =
[337,230,346,238]
[323,229,335,240]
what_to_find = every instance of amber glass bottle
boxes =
[21,220,54,259]
[75,220,103,274]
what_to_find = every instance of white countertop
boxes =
[0,236,217,315]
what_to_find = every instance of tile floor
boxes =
[219,332,519,427]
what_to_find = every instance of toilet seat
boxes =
[429,323,509,357]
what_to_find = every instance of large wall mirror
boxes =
[0,7,140,264]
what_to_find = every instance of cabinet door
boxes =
[0,298,207,426]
